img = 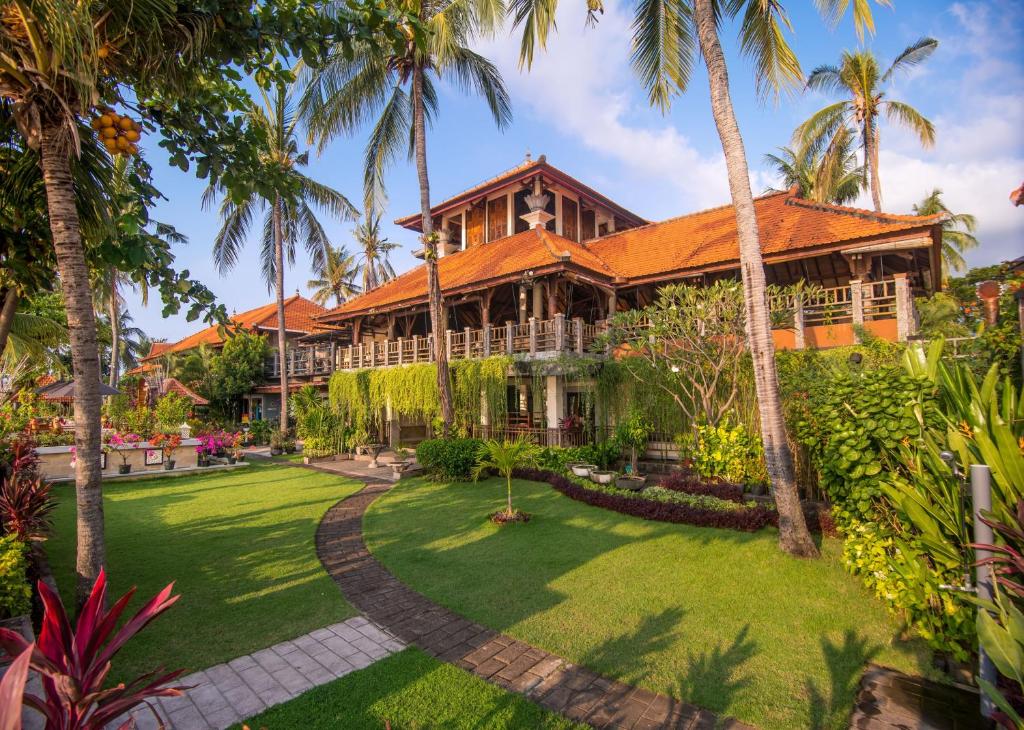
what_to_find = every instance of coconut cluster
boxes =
[90,109,141,156]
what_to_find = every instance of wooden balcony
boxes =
[265,276,917,380]
[265,314,603,379]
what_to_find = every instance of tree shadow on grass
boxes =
[674,624,758,717]
[579,606,686,683]
[805,630,881,730]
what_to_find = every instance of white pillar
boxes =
[894,272,913,341]
[545,375,564,431]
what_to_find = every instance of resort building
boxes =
[127,294,326,422]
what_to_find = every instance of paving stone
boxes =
[201,703,241,730]
[168,702,211,730]
[313,648,356,678]
[219,680,266,718]
[204,665,244,692]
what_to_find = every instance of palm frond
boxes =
[441,47,513,128]
[730,0,802,101]
[882,100,935,147]
[882,36,938,82]
[812,0,890,40]
[362,85,412,218]
[211,194,260,276]
[509,0,559,69]
[630,0,695,111]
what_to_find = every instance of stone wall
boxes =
[36,439,201,481]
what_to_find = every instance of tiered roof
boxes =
[321,189,943,322]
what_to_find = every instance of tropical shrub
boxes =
[289,385,324,439]
[416,438,482,481]
[31,430,75,447]
[153,392,192,432]
[686,419,767,486]
[248,419,273,445]
[574,441,620,471]
[0,476,54,543]
[0,535,30,619]
[473,438,541,522]
[0,570,185,729]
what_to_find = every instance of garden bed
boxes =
[515,468,835,535]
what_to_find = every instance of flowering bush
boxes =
[195,430,238,456]
[105,431,142,466]
[685,419,767,486]
[150,432,182,460]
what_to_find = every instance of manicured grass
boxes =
[49,462,361,682]
[364,477,934,730]
[232,647,583,730]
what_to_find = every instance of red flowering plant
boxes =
[0,570,187,729]
[149,433,182,461]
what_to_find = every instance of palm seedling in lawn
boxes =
[472,437,541,524]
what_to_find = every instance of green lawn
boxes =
[232,647,583,730]
[50,462,362,681]
[364,477,934,730]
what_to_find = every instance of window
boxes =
[487,196,508,241]
[562,197,579,241]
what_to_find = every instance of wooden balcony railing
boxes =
[266,313,602,379]
[266,276,918,380]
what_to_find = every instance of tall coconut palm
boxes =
[0,0,202,603]
[308,245,362,306]
[204,83,357,433]
[353,212,399,292]
[516,0,892,557]
[796,40,938,212]
[912,189,977,276]
[300,0,510,436]
[764,126,863,205]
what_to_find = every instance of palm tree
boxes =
[300,0,510,436]
[353,212,399,292]
[515,0,893,557]
[0,0,202,603]
[764,127,863,205]
[912,189,978,276]
[796,40,938,212]
[308,245,361,307]
[204,83,357,432]
[471,437,541,517]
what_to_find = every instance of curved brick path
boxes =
[315,479,752,730]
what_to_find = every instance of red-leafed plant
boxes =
[0,570,186,729]
[0,643,33,730]
[0,435,53,543]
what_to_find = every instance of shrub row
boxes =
[514,468,776,532]
[416,438,482,481]
[516,468,836,535]
[658,472,744,503]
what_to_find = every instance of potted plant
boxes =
[571,463,597,478]
[616,474,646,490]
[589,469,615,485]
[231,432,245,463]
[106,432,141,475]
[150,433,182,470]
[614,410,653,481]
[269,431,284,456]
[282,435,297,454]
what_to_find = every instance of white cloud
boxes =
[479,0,733,211]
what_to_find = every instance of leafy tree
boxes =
[308,245,362,306]
[515,0,894,557]
[301,0,511,436]
[796,40,938,212]
[472,437,540,517]
[153,392,192,432]
[764,126,863,205]
[912,189,978,276]
[205,83,357,433]
[207,331,269,420]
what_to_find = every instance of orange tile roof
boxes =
[161,377,209,406]
[321,228,616,319]
[318,192,944,322]
[124,362,158,376]
[149,295,326,358]
[586,191,944,282]
[394,155,647,231]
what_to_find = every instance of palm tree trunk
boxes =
[273,195,289,433]
[40,121,107,606]
[108,275,120,388]
[693,0,817,558]
[868,119,883,212]
[0,288,18,357]
[506,474,513,514]
[412,64,454,436]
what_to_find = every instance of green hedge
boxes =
[415,438,482,481]
[0,534,30,620]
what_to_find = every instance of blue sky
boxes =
[128,0,1024,341]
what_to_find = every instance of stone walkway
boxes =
[316,480,752,730]
[122,616,404,730]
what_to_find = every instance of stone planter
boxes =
[117,463,131,475]
[270,447,283,456]
[390,461,409,478]
[590,470,615,485]
[616,475,646,491]
[571,464,598,478]
[227,456,237,465]
[164,460,175,471]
